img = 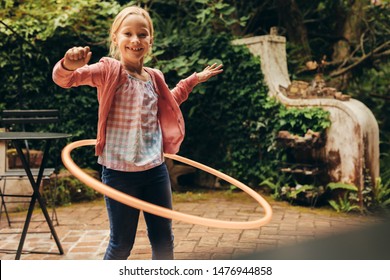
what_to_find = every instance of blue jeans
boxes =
[101,163,174,260]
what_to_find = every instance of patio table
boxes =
[0,132,71,259]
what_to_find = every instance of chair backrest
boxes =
[1,109,59,131]
[0,109,60,167]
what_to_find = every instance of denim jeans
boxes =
[101,163,174,260]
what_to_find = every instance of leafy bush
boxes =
[276,107,331,136]
[42,169,102,206]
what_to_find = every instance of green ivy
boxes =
[276,107,331,136]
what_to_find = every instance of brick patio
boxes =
[0,192,385,260]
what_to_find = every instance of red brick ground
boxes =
[0,193,384,260]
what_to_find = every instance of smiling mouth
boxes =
[128,47,143,51]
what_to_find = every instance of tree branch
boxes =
[374,49,390,58]
[370,93,390,101]
[330,41,390,77]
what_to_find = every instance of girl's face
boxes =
[113,14,153,65]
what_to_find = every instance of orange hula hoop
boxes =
[61,139,272,229]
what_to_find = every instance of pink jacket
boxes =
[52,57,199,155]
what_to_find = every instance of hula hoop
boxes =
[61,139,272,229]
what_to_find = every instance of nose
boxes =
[130,35,140,44]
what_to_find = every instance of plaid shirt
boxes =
[97,75,163,171]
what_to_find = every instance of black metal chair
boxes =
[0,109,60,226]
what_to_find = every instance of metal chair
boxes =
[0,109,60,226]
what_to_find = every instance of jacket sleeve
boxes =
[151,68,199,105]
[52,58,106,89]
[170,72,200,105]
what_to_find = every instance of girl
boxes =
[52,6,223,260]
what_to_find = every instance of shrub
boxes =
[42,169,102,206]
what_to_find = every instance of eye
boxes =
[138,33,147,38]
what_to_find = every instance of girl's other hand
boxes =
[63,46,92,71]
[196,63,223,83]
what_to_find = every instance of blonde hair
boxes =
[108,6,154,60]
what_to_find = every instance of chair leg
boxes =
[46,173,59,226]
[0,178,12,227]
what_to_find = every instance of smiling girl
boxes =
[52,6,222,260]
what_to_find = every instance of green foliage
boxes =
[326,182,360,213]
[327,182,359,192]
[328,177,390,213]
[276,107,331,136]
[288,184,315,200]
[280,184,326,207]
[328,195,360,213]
[371,177,390,210]
[42,169,102,206]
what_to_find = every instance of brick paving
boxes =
[0,192,385,260]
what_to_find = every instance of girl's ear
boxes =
[112,33,117,45]
[150,36,154,46]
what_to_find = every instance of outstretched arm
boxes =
[170,63,223,104]
[196,63,223,83]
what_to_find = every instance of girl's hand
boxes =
[63,46,92,71]
[196,63,223,83]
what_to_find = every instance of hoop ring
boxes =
[61,139,272,229]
